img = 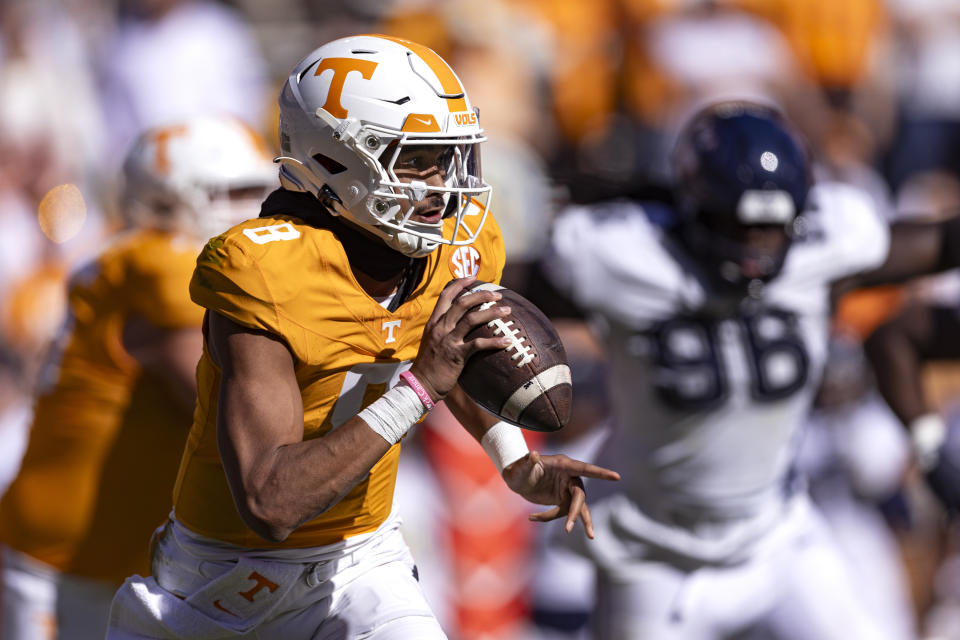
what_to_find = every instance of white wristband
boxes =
[358,384,426,445]
[909,413,947,472]
[481,421,530,473]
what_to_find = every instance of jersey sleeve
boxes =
[543,202,693,325]
[190,233,282,335]
[784,182,891,286]
[125,238,204,329]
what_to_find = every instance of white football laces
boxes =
[478,300,534,367]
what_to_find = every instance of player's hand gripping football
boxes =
[409,277,513,403]
[502,451,620,538]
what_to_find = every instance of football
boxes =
[458,282,572,432]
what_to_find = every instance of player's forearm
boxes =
[835,218,960,294]
[864,322,928,424]
[225,377,432,542]
[444,384,499,442]
[227,417,393,543]
[444,385,532,475]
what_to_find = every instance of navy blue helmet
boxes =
[671,101,812,292]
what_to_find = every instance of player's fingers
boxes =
[565,480,586,533]
[453,289,502,317]
[468,335,514,354]
[529,506,561,522]
[552,455,620,481]
[429,277,479,325]
[580,501,596,539]
[456,304,511,341]
[578,464,620,481]
[442,289,503,335]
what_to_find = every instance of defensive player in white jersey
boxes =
[542,100,960,639]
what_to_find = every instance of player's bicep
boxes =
[207,311,303,501]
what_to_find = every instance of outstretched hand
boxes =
[502,451,620,539]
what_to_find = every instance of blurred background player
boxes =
[865,296,960,639]
[0,113,276,640]
[793,331,917,639]
[538,100,960,639]
[0,344,31,498]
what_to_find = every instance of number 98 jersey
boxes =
[174,193,505,548]
[545,182,889,558]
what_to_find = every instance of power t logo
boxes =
[314,58,378,118]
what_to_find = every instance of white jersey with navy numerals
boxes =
[547,182,890,560]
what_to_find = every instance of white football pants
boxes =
[106,512,446,639]
[0,544,116,640]
[590,497,895,640]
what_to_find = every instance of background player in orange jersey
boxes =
[106,34,619,640]
[0,114,277,640]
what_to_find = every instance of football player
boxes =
[865,304,960,517]
[105,34,619,640]
[540,100,960,639]
[0,113,277,640]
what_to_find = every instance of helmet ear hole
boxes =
[312,154,347,175]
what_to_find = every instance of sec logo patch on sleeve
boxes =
[449,246,481,278]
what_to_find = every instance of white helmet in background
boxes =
[122,114,278,242]
[276,34,491,257]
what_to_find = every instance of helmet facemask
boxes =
[278,112,490,258]
[373,135,487,255]
[680,193,800,293]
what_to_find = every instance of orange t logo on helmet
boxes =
[314,58,379,118]
[151,125,188,174]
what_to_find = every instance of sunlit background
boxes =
[2,1,960,638]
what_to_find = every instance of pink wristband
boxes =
[399,370,435,411]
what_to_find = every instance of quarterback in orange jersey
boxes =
[106,35,619,640]
[0,114,277,640]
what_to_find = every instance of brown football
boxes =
[458,282,572,432]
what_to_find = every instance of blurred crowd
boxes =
[3,0,960,639]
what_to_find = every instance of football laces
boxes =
[477,299,534,367]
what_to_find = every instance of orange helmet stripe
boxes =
[368,34,468,112]
[401,113,442,132]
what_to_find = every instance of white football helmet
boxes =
[122,114,278,242]
[276,34,492,257]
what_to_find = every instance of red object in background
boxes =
[421,403,545,640]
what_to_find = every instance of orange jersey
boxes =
[174,195,505,548]
[0,230,203,583]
